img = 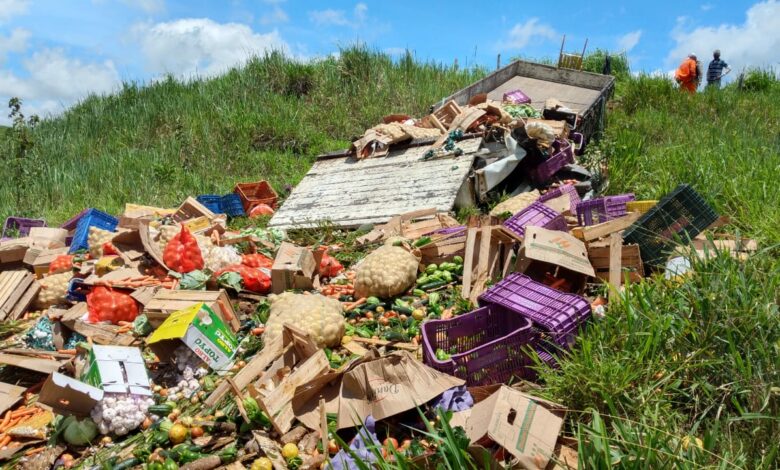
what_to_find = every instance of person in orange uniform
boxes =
[675,53,700,93]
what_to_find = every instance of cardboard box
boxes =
[142,289,239,332]
[80,345,152,396]
[271,242,320,294]
[453,385,565,469]
[39,372,103,416]
[146,303,238,373]
[0,238,30,266]
[516,226,595,293]
[0,381,26,416]
[23,246,69,277]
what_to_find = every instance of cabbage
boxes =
[63,417,98,446]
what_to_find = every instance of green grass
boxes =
[1,49,779,468]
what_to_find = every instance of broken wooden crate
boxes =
[142,289,240,332]
[0,270,40,321]
[588,241,644,284]
[461,225,522,304]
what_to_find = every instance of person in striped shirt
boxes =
[706,50,731,89]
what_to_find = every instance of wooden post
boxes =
[496,54,501,70]
[608,232,622,289]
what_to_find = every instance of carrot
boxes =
[0,434,12,448]
[0,412,10,429]
[10,408,37,419]
[217,299,234,322]
[117,321,133,327]
[345,297,366,311]
[24,446,44,456]
[56,349,77,355]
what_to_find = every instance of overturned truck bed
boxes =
[438,59,615,142]
[269,138,482,230]
[270,60,615,230]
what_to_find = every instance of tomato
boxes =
[163,224,204,273]
[49,254,75,274]
[215,264,271,294]
[241,253,273,269]
[86,286,139,324]
[319,251,344,278]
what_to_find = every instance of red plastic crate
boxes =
[234,180,278,212]
[421,306,536,386]
[529,138,574,184]
[478,273,591,349]
[503,202,567,238]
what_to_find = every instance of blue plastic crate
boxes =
[67,278,89,302]
[220,193,246,217]
[68,208,118,253]
[196,195,222,214]
[196,194,246,218]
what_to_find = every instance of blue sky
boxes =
[1,0,778,123]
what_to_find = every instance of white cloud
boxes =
[0,28,30,63]
[308,3,368,28]
[260,5,288,25]
[308,9,348,26]
[700,3,714,11]
[0,0,29,23]
[132,18,288,78]
[120,0,164,14]
[618,30,642,52]
[667,1,780,73]
[354,3,367,23]
[0,48,120,122]
[500,18,557,50]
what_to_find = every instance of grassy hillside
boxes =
[0,49,484,223]
[1,49,778,468]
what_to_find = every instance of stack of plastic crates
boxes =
[422,273,591,385]
[503,202,567,238]
[529,138,575,184]
[623,184,718,268]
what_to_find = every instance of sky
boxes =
[1,0,778,124]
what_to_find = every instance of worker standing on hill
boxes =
[675,53,700,93]
[706,49,731,89]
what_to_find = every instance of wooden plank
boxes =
[205,337,286,407]
[572,212,642,241]
[261,350,330,434]
[71,320,136,346]
[10,279,40,320]
[461,228,478,300]
[342,340,369,357]
[0,353,64,374]
[608,232,622,288]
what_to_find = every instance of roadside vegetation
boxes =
[1,48,778,468]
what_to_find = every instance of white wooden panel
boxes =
[270,138,481,229]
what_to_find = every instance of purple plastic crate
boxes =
[421,305,536,386]
[502,89,531,104]
[537,183,581,214]
[529,138,574,184]
[2,217,47,240]
[503,202,567,238]
[576,193,636,226]
[479,273,591,348]
[605,193,635,218]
